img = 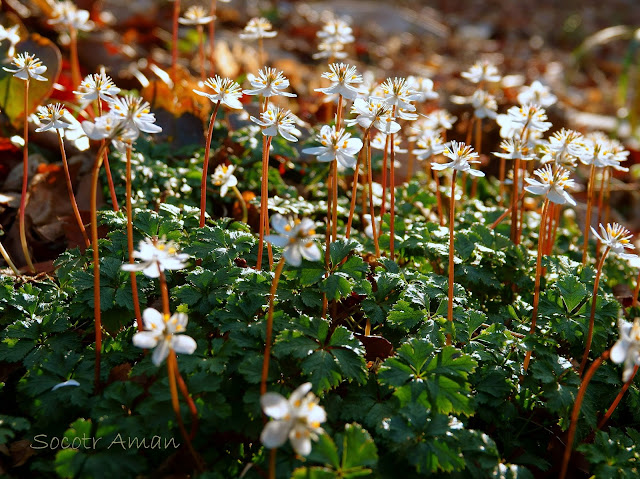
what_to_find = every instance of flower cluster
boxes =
[265,214,321,266]
[260,383,326,456]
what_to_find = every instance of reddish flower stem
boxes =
[20,79,35,273]
[389,132,396,260]
[126,144,143,331]
[582,164,597,265]
[256,136,273,270]
[559,349,610,479]
[509,157,521,245]
[199,100,221,228]
[365,135,380,257]
[97,101,120,212]
[69,28,81,89]
[380,135,390,223]
[197,24,206,84]
[446,170,457,346]
[57,130,90,247]
[578,246,610,376]
[260,257,285,396]
[171,0,181,83]
[523,198,549,372]
[597,364,639,431]
[346,129,368,238]
[91,144,107,388]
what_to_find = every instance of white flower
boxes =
[3,52,47,81]
[109,95,162,136]
[470,89,498,119]
[81,113,133,142]
[432,141,484,176]
[540,128,584,166]
[260,382,326,456]
[193,76,243,110]
[178,6,214,25]
[378,77,420,111]
[407,76,438,103]
[524,165,576,205]
[302,125,363,169]
[265,215,321,266]
[493,138,534,161]
[250,105,301,142]
[35,104,71,132]
[121,238,189,278]
[414,131,445,160]
[370,132,407,155]
[506,104,552,134]
[48,1,94,32]
[133,308,197,366]
[611,318,640,382]
[315,63,363,100]
[212,164,237,197]
[424,109,457,131]
[74,72,121,103]
[460,60,501,84]
[313,40,348,60]
[574,133,615,168]
[317,18,354,45]
[243,68,296,98]
[346,98,400,134]
[590,223,637,260]
[239,17,277,40]
[518,80,557,108]
[0,24,20,58]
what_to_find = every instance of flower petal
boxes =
[261,392,291,419]
[260,420,291,449]
[172,334,197,355]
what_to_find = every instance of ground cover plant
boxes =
[2,0,640,478]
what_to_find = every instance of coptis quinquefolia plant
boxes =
[3,2,640,478]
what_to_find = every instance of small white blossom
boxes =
[524,165,576,205]
[574,132,616,168]
[506,104,552,134]
[121,238,189,278]
[407,76,438,103]
[540,128,584,166]
[74,72,121,102]
[345,98,400,134]
[470,90,498,119]
[265,215,321,266]
[193,76,243,110]
[424,109,457,131]
[178,6,214,25]
[109,95,162,137]
[414,131,446,160]
[317,18,354,45]
[239,17,277,40]
[3,52,47,81]
[378,77,420,111]
[243,68,296,98]
[315,63,363,100]
[432,141,484,177]
[0,24,20,58]
[518,80,557,108]
[133,308,197,366]
[611,318,640,382]
[370,132,408,155]
[302,125,363,169]
[590,223,637,260]
[48,1,94,32]
[35,104,71,132]
[461,60,502,84]
[212,164,237,197]
[250,105,301,142]
[260,382,326,456]
[493,138,535,161]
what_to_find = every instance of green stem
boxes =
[0,239,19,275]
